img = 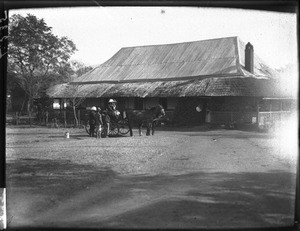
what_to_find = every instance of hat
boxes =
[108,99,117,103]
[91,106,97,111]
[196,106,202,112]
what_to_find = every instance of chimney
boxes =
[245,42,254,73]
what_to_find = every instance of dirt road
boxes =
[5,127,297,229]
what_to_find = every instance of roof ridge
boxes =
[120,36,239,49]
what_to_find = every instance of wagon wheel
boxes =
[85,123,90,135]
[108,123,119,137]
[100,125,107,138]
[118,119,130,135]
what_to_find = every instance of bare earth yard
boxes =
[5,126,297,229]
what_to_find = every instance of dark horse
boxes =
[126,105,165,136]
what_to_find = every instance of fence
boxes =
[210,110,293,130]
[45,109,89,127]
[6,109,89,127]
[258,111,292,129]
[6,113,37,126]
[210,111,257,125]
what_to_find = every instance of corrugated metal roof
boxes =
[74,37,244,83]
[237,38,280,78]
[47,36,284,98]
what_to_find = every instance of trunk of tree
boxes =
[45,111,49,126]
[20,97,26,114]
[73,105,78,127]
[27,97,32,127]
[63,109,67,128]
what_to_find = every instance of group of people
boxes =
[88,99,120,138]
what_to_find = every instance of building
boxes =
[47,36,296,127]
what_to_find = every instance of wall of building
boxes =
[207,96,258,124]
[49,95,295,128]
[144,98,159,109]
[82,98,101,109]
[125,98,135,109]
[167,98,177,110]
[172,97,208,125]
[76,96,205,125]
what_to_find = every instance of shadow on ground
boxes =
[47,134,131,139]
[186,132,273,139]
[6,159,296,229]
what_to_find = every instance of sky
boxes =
[11,7,298,69]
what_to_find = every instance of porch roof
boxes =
[47,76,290,98]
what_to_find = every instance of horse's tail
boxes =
[124,110,133,136]
[152,117,159,122]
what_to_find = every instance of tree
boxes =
[65,60,93,127]
[63,83,86,127]
[8,14,77,120]
[70,60,93,78]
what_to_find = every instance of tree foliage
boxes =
[70,60,93,78]
[8,14,77,114]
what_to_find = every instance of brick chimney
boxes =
[245,42,254,73]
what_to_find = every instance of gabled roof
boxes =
[74,36,278,84]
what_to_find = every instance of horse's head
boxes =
[155,105,165,118]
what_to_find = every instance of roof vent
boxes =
[245,42,254,74]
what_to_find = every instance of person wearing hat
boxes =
[107,99,120,121]
[88,106,97,137]
[102,99,120,136]
[108,99,117,111]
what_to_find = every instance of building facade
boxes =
[47,36,296,127]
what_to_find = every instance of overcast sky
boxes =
[12,7,297,69]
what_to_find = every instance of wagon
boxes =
[85,116,132,137]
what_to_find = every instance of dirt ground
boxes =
[5,125,298,229]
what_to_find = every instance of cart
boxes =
[85,116,132,137]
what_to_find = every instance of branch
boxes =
[42,62,51,77]
[16,49,30,75]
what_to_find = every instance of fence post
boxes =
[53,118,58,128]
[45,111,49,126]
[29,111,32,127]
[280,101,283,122]
[64,109,67,128]
[269,101,272,124]
[256,103,259,128]
[78,109,81,126]
[15,112,19,125]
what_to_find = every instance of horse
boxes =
[126,105,165,136]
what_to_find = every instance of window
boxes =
[53,99,60,109]
[134,98,143,110]
[52,99,68,109]
[159,98,168,110]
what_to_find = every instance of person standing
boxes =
[101,109,110,138]
[89,106,97,137]
[95,107,103,139]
